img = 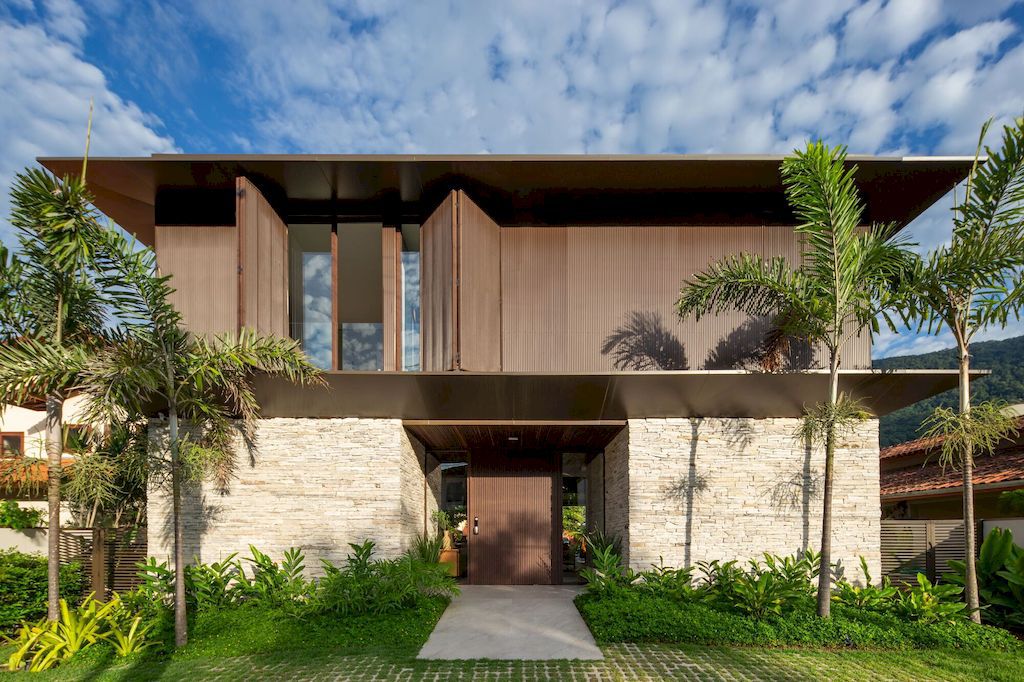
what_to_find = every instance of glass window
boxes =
[400,224,421,371]
[288,225,333,370]
[1,433,24,457]
[338,223,384,370]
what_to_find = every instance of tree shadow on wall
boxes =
[761,435,820,552]
[705,317,815,371]
[601,311,688,370]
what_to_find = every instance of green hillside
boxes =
[873,335,1024,447]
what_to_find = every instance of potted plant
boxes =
[432,510,460,577]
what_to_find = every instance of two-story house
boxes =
[39,153,972,584]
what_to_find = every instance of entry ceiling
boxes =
[405,422,624,453]
[251,369,977,421]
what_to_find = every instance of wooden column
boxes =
[90,527,107,599]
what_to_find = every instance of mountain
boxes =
[873,335,1024,447]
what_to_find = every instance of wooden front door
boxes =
[468,451,560,585]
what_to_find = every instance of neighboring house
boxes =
[37,153,973,584]
[0,394,91,520]
[881,406,1024,520]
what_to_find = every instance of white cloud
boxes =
[0,11,176,245]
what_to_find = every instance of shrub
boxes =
[833,557,899,611]
[0,550,83,632]
[306,541,458,617]
[575,590,1020,651]
[0,501,43,530]
[946,527,1024,628]
[895,573,966,624]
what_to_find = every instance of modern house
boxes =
[882,405,1024,520]
[37,153,974,585]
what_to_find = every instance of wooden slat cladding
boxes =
[382,227,400,371]
[420,192,457,371]
[155,225,238,336]
[237,177,289,337]
[456,191,502,371]
[881,519,965,584]
[501,225,870,371]
[468,450,559,584]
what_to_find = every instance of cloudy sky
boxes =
[1,0,1022,358]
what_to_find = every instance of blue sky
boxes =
[1,0,1023,358]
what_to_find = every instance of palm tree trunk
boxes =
[168,401,188,647]
[816,354,840,618]
[959,348,981,624]
[44,393,63,620]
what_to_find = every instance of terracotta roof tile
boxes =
[880,415,1024,460]
[881,450,1024,497]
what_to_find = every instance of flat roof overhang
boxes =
[251,369,981,421]
[38,154,973,244]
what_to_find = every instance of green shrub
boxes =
[895,573,966,624]
[306,541,458,617]
[833,557,899,611]
[575,590,1020,651]
[0,550,83,632]
[946,527,1024,628]
[0,501,43,530]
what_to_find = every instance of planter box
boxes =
[440,548,460,577]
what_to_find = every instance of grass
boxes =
[1,596,1021,680]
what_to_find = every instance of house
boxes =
[881,405,1024,520]
[0,394,92,520]
[37,153,974,584]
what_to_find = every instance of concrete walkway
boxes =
[418,585,604,660]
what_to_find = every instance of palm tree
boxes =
[81,230,323,646]
[900,117,1024,624]
[676,141,915,617]
[0,161,110,620]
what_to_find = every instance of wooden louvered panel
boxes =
[59,529,147,598]
[154,225,238,336]
[880,520,965,584]
[237,177,289,337]
[456,191,502,371]
[420,192,456,371]
[468,451,559,585]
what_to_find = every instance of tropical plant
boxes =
[997,489,1024,516]
[895,573,967,624]
[0,500,44,530]
[677,141,917,616]
[637,559,696,600]
[77,230,322,646]
[947,527,1024,628]
[184,553,243,611]
[410,533,444,564]
[579,542,636,595]
[5,594,117,672]
[832,556,899,611]
[730,572,800,619]
[104,612,157,657]
[899,117,1024,623]
[0,143,114,620]
[239,546,309,606]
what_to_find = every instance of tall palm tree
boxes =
[0,161,109,620]
[677,141,915,617]
[81,229,322,647]
[900,117,1024,624]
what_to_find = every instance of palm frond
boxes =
[921,401,1020,470]
[676,254,810,322]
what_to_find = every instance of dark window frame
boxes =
[0,432,25,457]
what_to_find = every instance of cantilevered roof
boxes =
[250,368,980,421]
[39,154,974,245]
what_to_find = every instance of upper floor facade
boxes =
[40,154,971,380]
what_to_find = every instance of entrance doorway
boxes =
[406,422,624,586]
[468,450,560,585]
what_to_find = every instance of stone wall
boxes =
[603,427,631,557]
[586,452,604,534]
[619,418,880,581]
[148,418,437,574]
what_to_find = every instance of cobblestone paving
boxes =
[48,644,1009,681]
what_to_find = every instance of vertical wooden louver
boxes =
[236,177,289,337]
[154,225,238,336]
[419,190,502,372]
